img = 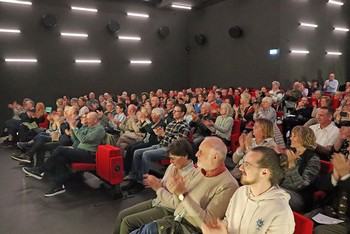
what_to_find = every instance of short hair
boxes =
[175,104,187,114]
[320,96,332,106]
[240,92,251,103]
[220,103,234,116]
[116,103,125,111]
[167,138,195,160]
[167,98,176,105]
[255,118,274,138]
[272,81,280,87]
[262,97,273,105]
[320,106,335,116]
[201,102,211,111]
[291,126,317,150]
[70,98,78,103]
[152,108,164,119]
[253,146,288,186]
[79,97,87,103]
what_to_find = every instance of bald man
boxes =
[23,112,106,197]
[128,137,239,234]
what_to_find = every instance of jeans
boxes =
[130,222,158,234]
[131,145,167,182]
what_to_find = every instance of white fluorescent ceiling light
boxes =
[75,59,101,63]
[328,0,344,6]
[61,32,88,38]
[71,6,98,12]
[171,4,192,10]
[130,60,152,64]
[0,28,20,33]
[118,36,141,41]
[326,51,342,55]
[290,50,309,54]
[5,58,37,62]
[300,22,318,28]
[0,0,32,5]
[127,12,149,18]
[334,27,349,32]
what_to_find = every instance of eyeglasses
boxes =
[253,124,262,129]
[241,161,261,170]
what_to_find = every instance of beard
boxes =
[241,172,259,185]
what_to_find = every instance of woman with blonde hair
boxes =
[280,126,320,212]
[233,92,254,132]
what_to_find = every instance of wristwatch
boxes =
[178,192,188,201]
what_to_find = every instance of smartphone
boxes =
[45,106,52,114]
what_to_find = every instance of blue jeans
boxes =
[130,221,158,234]
[131,145,168,182]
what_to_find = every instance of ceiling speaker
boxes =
[108,20,120,33]
[228,26,243,38]
[42,14,57,28]
[158,26,170,38]
[194,34,207,45]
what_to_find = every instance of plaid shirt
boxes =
[160,119,191,147]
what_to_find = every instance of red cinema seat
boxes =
[293,212,314,234]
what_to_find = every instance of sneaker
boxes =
[22,167,44,180]
[11,151,22,157]
[121,180,137,191]
[123,175,132,181]
[12,154,32,163]
[19,161,34,167]
[44,185,66,197]
[17,142,29,150]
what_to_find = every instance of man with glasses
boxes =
[123,104,191,193]
[126,137,238,234]
[202,146,295,234]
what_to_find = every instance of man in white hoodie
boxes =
[202,146,295,234]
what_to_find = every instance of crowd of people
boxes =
[1,73,350,233]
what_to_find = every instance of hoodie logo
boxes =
[256,218,264,230]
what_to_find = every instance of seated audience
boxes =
[310,106,339,160]
[282,97,312,143]
[267,80,284,104]
[123,108,166,175]
[232,119,277,180]
[280,126,321,212]
[22,112,105,197]
[304,95,332,127]
[189,102,215,147]
[128,137,239,234]
[305,149,350,234]
[202,146,295,234]
[114,138,196,234]
[233,92,254,132]
[122,104,191,193]
[203,103,233,146]
[254,97,285,148]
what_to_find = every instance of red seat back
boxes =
[320,160,333,175]
[293,211,314,234]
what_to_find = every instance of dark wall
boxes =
[279,0,350,88]
[0,0,190,123]
[188,0,350,89]
[188,0,281,89]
